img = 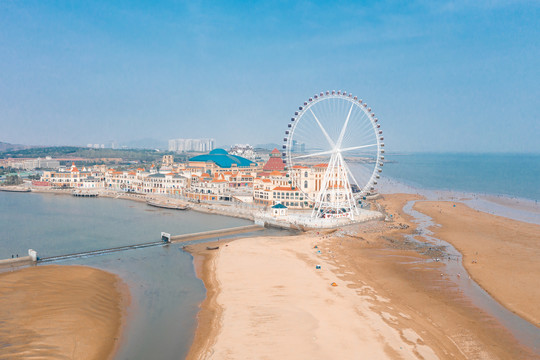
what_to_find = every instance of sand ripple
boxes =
[0,265,128,360]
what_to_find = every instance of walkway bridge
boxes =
[1,224,264,266]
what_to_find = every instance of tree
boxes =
[3,175,23,185]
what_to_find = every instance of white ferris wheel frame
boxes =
[282,90,384,219]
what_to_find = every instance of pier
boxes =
[147,200,189,210]
[169,224,263,242]
[0,256,34,267]
[1,224,265,266]
[0,187,31,193]
[72,190,99,197]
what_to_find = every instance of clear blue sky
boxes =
[1,0,538,152]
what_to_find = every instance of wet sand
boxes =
[187,194,539,359]
[414,200,540,327]
[0,265,129,360]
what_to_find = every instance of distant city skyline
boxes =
[168,138,215,152]
[1,1,538,153]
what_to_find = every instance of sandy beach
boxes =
[414,200,540,327]
[187,193,539,359]
[0,265,129,360]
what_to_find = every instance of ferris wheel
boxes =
[282,90,384,219]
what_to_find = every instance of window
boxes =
[304,171,308,177]
[304,180,308,188]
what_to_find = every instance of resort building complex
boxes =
[36,148,339,210]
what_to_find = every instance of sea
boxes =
[371,152,540,225]
[0,192,288,359]
[380,152,540,201]
[1,152,539,358]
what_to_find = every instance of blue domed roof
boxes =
[209,148,228,155]
[189,149,255,168]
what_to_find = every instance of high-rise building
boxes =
[168,138,215,152]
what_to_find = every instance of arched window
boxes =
[304,180,308,188]
[304,171,308,177]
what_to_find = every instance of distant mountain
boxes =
[121,138,168,150]
[0,141,33,152]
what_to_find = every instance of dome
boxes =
[189,148,255,168]
[209,148,228,155]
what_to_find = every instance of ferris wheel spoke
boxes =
[309,108,335,148]
[338,153,360,189]
[335,103,354,149]
[339,143,378,153]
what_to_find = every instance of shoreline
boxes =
[186,193,540,358]
[184,239,230,360]
[378,176,540,225]
[28,184,540,226]
[29,187,259,222]
[413,200,540,328]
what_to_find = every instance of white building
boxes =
[41,163,104,188]
[168,138,215,152]
[185,173,230,201]
[12,157,60,170]
[229,144,257,160]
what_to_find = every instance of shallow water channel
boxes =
[403,200,540,354]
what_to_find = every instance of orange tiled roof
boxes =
[262,156,285,171]
[273,186,295,191]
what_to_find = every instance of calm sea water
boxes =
[0,191,254,360]
[381,153,540,201]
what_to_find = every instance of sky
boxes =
[0,0,538,152]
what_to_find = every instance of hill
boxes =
[0,141,32,152]
[0,146,176,163]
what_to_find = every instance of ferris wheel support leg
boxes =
[312,152,338,219]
